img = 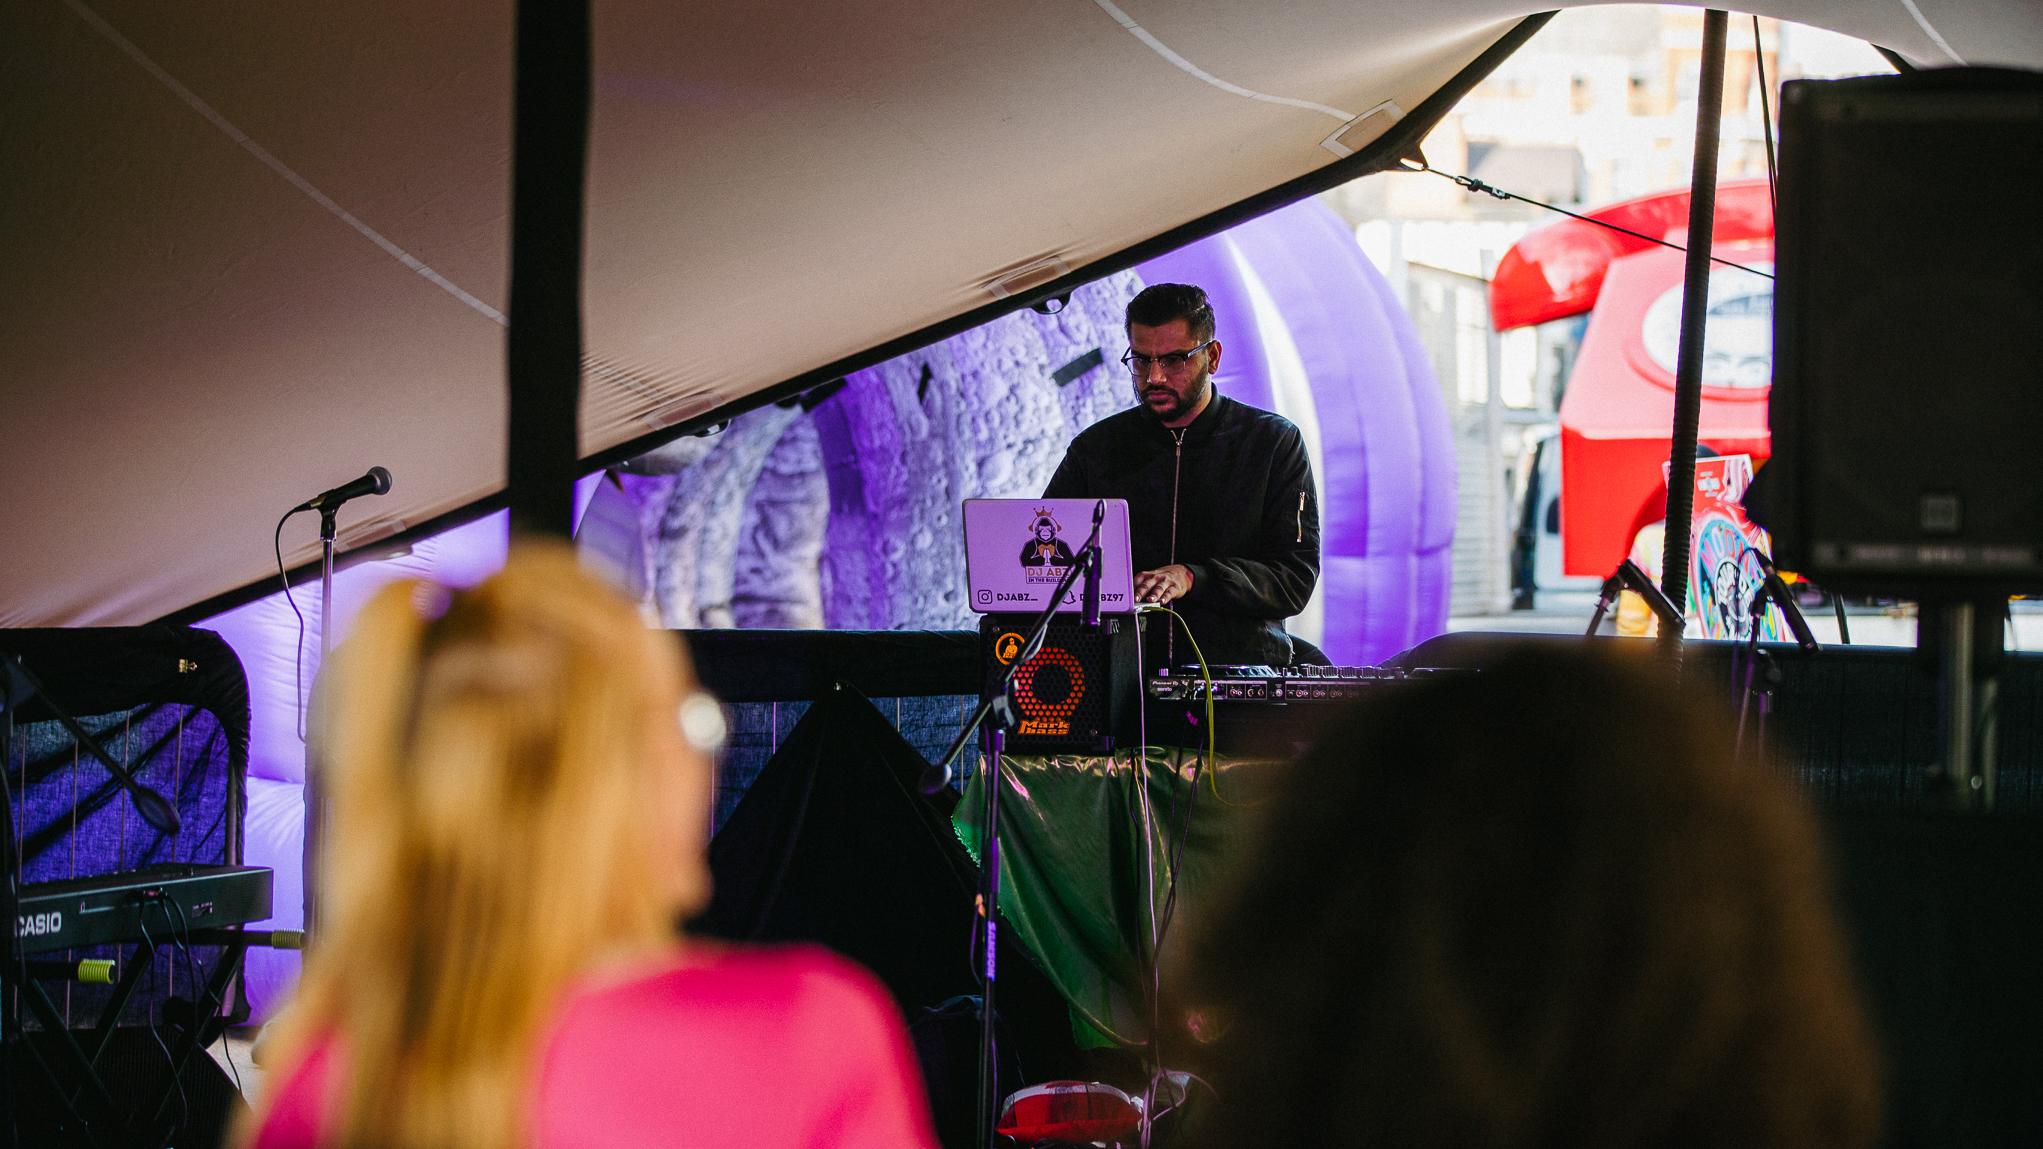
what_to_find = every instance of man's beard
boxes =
[1139,369,1211,423]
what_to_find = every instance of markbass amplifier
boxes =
[980,615,1139,754]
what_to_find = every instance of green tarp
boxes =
[953,749,1286,1048]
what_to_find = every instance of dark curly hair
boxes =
[1126,282,1215,343]
[1174,646,1882,1149]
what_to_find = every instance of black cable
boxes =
[1137,612,1217,1149]
[1130,746,1163,1149]
[170,895,246,1107]
[144,907,193,1136]
[1403,160,1773,280]
[273,512,310,744]
[168,896,245,1098]
[167,898,204,1040]
[1155,747,1201,944]
[1136,744,1207,1149]
[1156,746,1192,887]
[218,1027,244,1099]
[137,915,191,1142]
[1753,14,1779,215]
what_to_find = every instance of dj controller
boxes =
[1146,663,1422,703]
[1138,664,1457,753]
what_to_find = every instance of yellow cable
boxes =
[1153,606,1256,807]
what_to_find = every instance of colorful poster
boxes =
[1666,455,1785,642]
[1619,455,1786,640]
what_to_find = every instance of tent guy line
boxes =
[1406,161,1776,280]
[1897,0,1967,65]
[60,0,509,327]
[1090,0,1357,124]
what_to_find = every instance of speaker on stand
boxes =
[1751,67,2043,808]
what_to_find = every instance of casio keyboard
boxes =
[13,863,273,955]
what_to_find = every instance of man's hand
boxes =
[1135,564,1194,606]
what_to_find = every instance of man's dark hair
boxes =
[1174,647,1883,1149]
[1126,283,1215,344]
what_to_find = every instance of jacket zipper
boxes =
[1297,489,1306,543]
[1167,427,1186,667]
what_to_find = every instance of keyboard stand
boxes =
[6,929,251,1148]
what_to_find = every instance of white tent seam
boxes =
[1897,0,1967,64]
[61,0,509,326]
[1090,0,1355,122]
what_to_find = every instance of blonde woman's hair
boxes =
[247,542,711,1149]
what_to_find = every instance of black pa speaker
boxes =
[1757,68,2043,594]
[8,1027,250,1146]
[980,615,1139,754]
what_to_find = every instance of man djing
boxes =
[1044,283,1320,670]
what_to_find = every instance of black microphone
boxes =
[1082,499,1105,630]
[295,466,392,513]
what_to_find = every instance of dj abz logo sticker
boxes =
[1018,506,1076,584]
[1014,647,1086,737]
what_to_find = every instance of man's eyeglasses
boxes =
[1120,341,1213,376]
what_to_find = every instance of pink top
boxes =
[249,944,939,1149]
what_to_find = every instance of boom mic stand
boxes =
[1586,558,1685,637]
[1754,554,1819,654]
[1734,554,1818,765]
[285,466,390,941]
[922,500,1106,1149]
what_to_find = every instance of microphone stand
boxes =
[1586,559,1685,638]
[1734,553,1818,766]
[923,503,1106,1149]
[301,507,340,939]
[1082,500,1104,633]
[1754,554,1818,655]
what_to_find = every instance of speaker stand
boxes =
[973,696,1013,1149]
[1921,598,2005,811]
[920,542,1102,1149]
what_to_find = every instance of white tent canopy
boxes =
[4,0,2038,627]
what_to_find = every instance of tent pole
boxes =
[505,0,591,540]
[1657,8,1729,661]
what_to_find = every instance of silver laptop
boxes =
[963,498,1136,614]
